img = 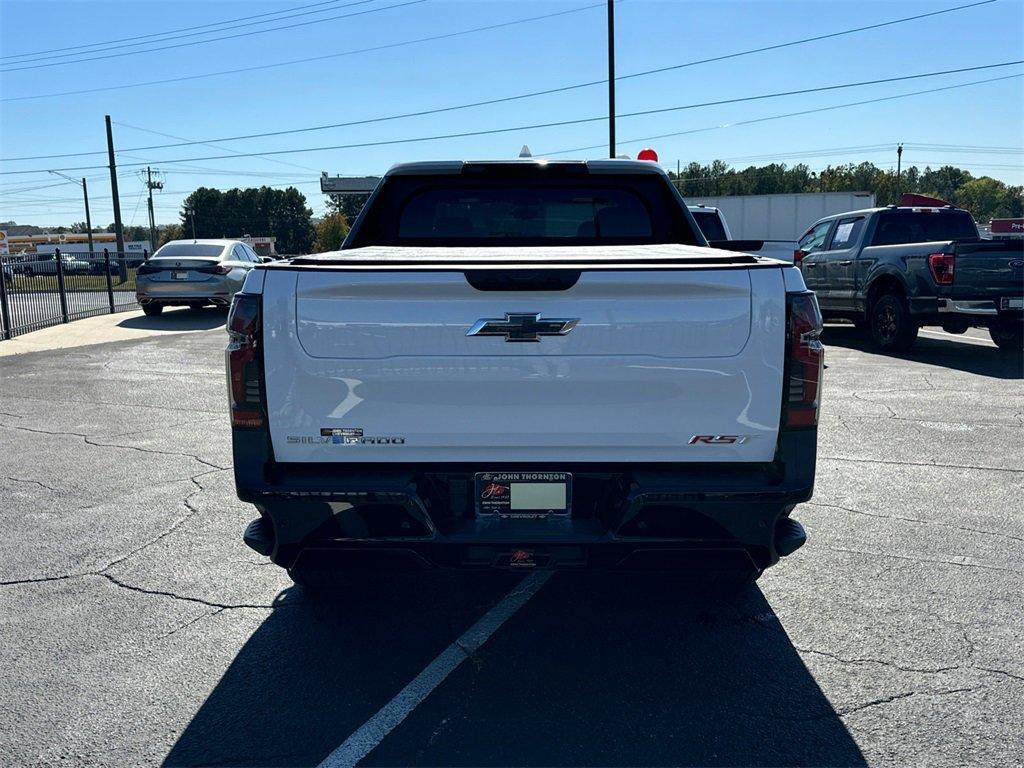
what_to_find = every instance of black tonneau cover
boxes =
[285,244,767,269]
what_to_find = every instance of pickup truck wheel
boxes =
[870,294,918,352]
[989,322,1023,353]
[141,303,163,317]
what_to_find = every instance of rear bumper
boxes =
[234,429,817,575]
[909,295,1023,325]
[136,276,232,305]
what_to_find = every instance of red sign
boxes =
[990,218,1024,234]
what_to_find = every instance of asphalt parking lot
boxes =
[1,311,1022,767]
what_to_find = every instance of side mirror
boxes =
[260,256,274,263]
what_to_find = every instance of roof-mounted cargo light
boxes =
[637,148,659,162]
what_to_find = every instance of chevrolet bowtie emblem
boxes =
[466,313,579,342]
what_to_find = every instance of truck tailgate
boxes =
[951,240,1024,299]
[262,265,786,463]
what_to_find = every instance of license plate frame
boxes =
[1000,296,1023,310]
[475,472,571,518]
[172,271,189,281]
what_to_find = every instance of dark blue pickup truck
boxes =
[796,205,1023,352]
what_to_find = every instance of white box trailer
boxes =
[685,192,875,241]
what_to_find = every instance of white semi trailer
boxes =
[686,191,875,242]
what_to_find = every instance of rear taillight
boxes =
[213,264,232,275]
[928,252,955,285]
[226,293,264,428]
[785,291,824,428]
[793,249,806,264]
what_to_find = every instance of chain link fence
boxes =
[0,248,145,340]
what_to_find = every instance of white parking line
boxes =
[919,329,996,347]
[318,570,553,768]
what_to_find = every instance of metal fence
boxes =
[0,249,145,340]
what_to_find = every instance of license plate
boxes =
[475,472,571,517]
[1001,297,1023,310]
[172,271,189,280]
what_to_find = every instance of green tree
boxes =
[179,185,314,253]
[325,193,369,221]
[313,212,350,252]
[955,177,1021,222]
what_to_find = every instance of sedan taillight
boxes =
[226,293,264,428]
[785,291,824,428]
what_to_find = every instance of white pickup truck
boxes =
[228,159,822,588]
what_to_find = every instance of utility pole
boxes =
[607,0,616,158]
[105,115,125,256]
[82,178,94,258]
[47,171,94,258]
[144,166,163,251]
[896,143,904,200]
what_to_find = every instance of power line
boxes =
[0,0,425,73]
[1,0,981,105]
[115,120,321,173]
[542,73,1024,156]
[0,2,606,104]
[5,57,1021,169]
[4,61,1021,177]
[0,0,373,63]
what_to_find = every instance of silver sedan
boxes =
[135,239,261,316]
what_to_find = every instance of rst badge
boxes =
[688,435,750,445]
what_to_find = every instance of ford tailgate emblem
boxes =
[467,313,579,342]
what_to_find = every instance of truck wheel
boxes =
[870,294,918,352]
[142,303,163,317]
[989,322,1023,353]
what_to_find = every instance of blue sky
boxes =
[1,0,1022,228]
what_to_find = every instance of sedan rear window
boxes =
[152,243,226,258]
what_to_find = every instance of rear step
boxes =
[243,517,274,556]
[774,517,807,557]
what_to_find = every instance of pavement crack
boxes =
[823,545,1021,573]
[0,420,228,470]
[820,455,1024,474]
[807,501,1024,545]
[98,573,283,611]
[795,646,960,674]
[2,476,61,492]
[835,686,981,718]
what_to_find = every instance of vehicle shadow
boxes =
[117,306,227,331]
[822,324,1022,379]
[164,574,865,767]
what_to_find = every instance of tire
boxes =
[989,322,1023,353]
[142,303,163,317]
[869,293,918,352]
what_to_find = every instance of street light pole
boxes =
[607,0,616,158]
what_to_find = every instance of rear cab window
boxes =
[346,170,703,248]
[690,210,728,241]
[870,210,978,246]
